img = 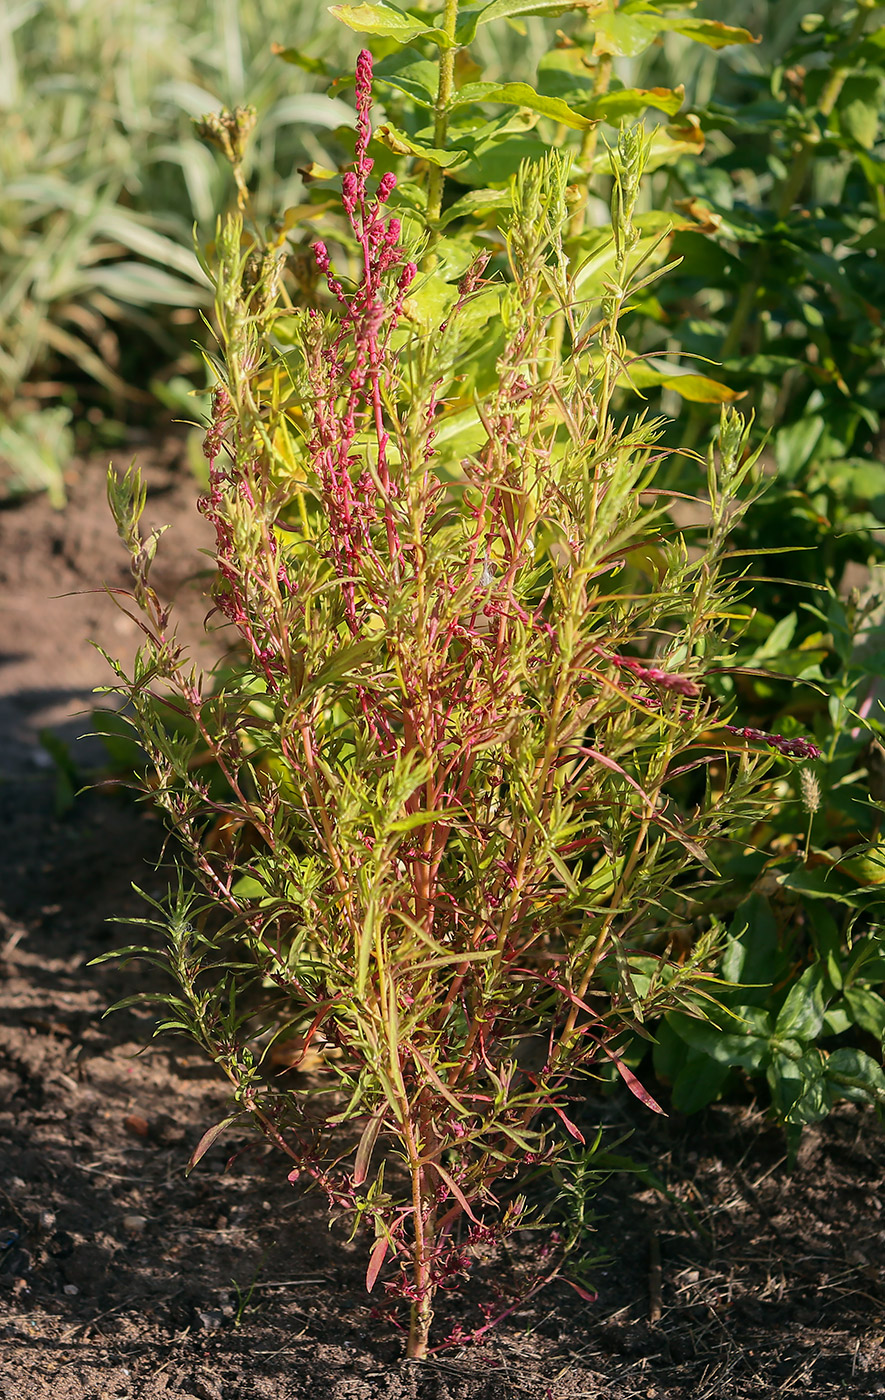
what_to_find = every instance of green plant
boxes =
[96,13,830,1352]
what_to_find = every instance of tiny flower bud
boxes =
[378,171,396,202]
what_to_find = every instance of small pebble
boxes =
[122,1215,148,1234]
[123,1113,150,1138]
[63,1284,79,1296]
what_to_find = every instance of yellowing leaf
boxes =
[624,363,745,403]
[330,2,457,47]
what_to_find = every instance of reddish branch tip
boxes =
[725,725,821,760]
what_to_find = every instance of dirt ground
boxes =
[1,438,884,1399]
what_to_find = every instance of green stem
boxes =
[568,54,612,240]
[425,0,460,228]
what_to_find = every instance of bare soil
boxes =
[1,440,884,1399]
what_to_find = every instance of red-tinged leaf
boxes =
[549,1100,586,1143]
[562,1277,598,1303]
[579,746,656,807]
[186,1114,243,1173]
[609,1054,666,1115]
[353,1110,384,1187]
[366,1235,389,1293]
[426,1159,481,1223]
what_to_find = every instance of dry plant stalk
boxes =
[102,54,819,1358]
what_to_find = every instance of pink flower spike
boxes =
[341,172,358,215]
[725,725,821,760]
[378,171,396,202]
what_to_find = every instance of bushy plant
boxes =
[99,19,832,1350]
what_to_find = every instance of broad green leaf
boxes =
[376,124,469,169]
[672,1054,730,1113]
[835,75,883,150]
[652,1017,689,1083]
[668,1006,772,1071]
[622,363,744,404]
[330,2,456,47]
[775,963,826,1041]
[843,987,885,1040]
[769,1049,831,1125]
[778,863,882,908]
[449,81,596,129]
[592,8,663,57]
[591,7,756,58]
[372,55,440,107]
[587,85,684,121]
[825,1048,885,1105]
[438,187,512,228]
[720,893,783,990]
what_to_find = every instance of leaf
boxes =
[271,44,332,76]
[607,1049,666,1114]
[825,1048,885,1105]
[768,1049,831,1126]
[666,17,758,50]
[589,7,757,57]
[353,1110,385,1187]
[721,893,786,993]
[372,55,440,107]
[187,1115,244,1173]
[591,7,664,57]
[775,964,826,1042]
[438,187,512,228]
[425,1158,482,1221]
[672,1054,730,1113]
[330,2,457,46]
[547,1099,586,1143]
[375,125,469,169]
[668,1006,773,1072]
[366,1235,389,1292]
[622,363,744,404]
[463,0,605,35]
[843,987,885,1040]
[450,81,596,130]
[587,85,684,121]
